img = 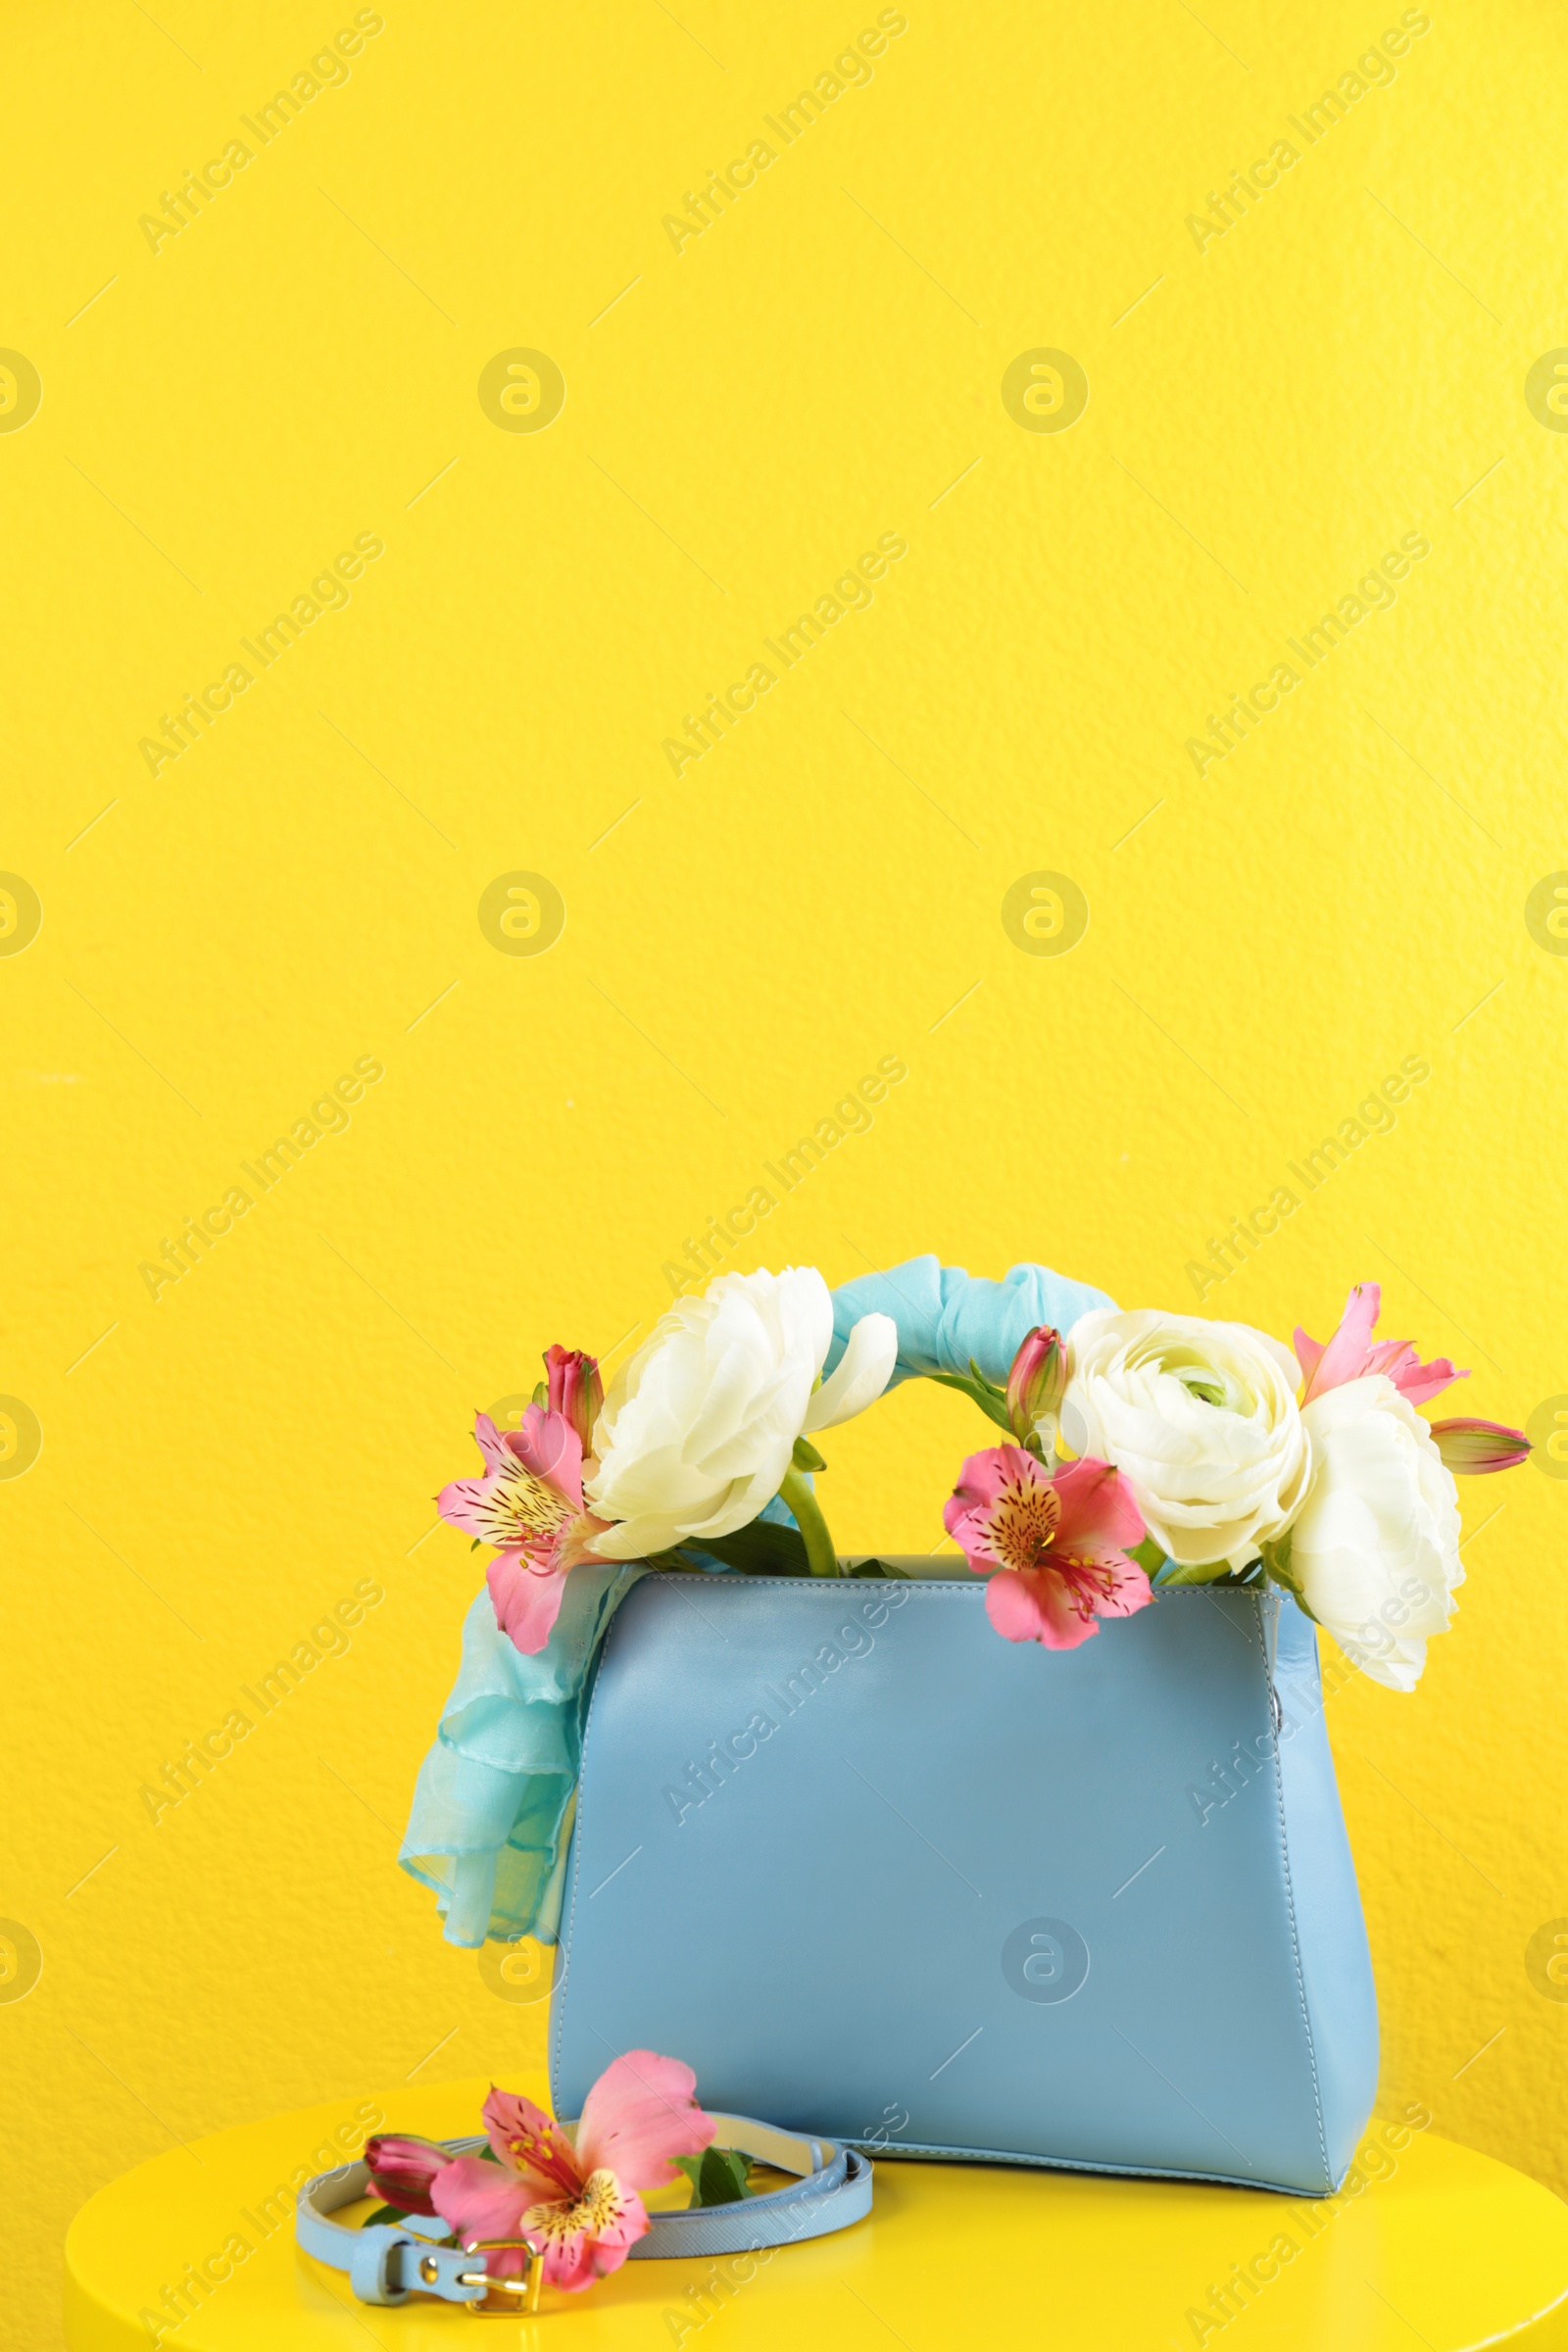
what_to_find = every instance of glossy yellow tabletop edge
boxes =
[64,2077,1568,2350]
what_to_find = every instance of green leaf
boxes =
[1156,1558,1236,1587]
[924,1369,1015,1436]
[705,2147,753,2204]
[791,1434,827,1473]
[1129,1534,1167,1578]
[673,2147,754,2206]
[1258,1533,1320,1623]
[532,1380,548,1406]
[847,1558,910,1579]
[1259,1529,1292,1578]
[679,1522,812,1577]
[362,2204,410,2229]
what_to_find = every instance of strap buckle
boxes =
[459,2236,545,2315]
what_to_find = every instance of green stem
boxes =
[778,1466,840,1577]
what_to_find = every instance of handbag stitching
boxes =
[556,1576,1341,2190]
[551,1615,608,2105]
[1256,1588,1333,2191]
[1184,1581,1330,2183]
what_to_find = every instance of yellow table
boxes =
[66,2077,1568,2350]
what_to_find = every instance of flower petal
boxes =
[942,1445,1053,1570]
[573,2049,714,2191]
[1293,1376,1462,1690]
[1006,1326,1066,1445]
[437,1471,508,1543]
[945,1442,1045,1516]
[1051,1454,1146,1552]
[364,2132,449,2218]
[585,1267,835,1556]
[1298,1284,1381,1403]
[440,1451,574,1552]
[1081,1556,1155,1615]
[526,2180,650,2290]
[802,1312,898,1433]
[430,2154,532,2247]
[544,1347,603,1461]
[1429,1416,1529,1474]
[1391,1357,1467,1408]
[983,1554,1151,1646]
[1297,1286,1467,1410]
[487,1551,569,1655]
[1064,1306,1310,1568]
[474,1411,514,1474]
[984,1566,1101,1648]
[508,1405,585,1509]
[481,2084,583,2201]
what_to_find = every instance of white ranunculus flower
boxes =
[584,1267,896,1560]
[1061,1306,1310,1570]
[1289,1375,1462,1691]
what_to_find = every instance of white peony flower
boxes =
[584,1267,896,1561]
[1289,1375,1462,1690]
[1061,1307,1310,1570]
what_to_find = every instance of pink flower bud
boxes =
[1429,1417,1531,1475]
[364,2132,450,2217]
[544,1345,604,1459]
[1006,1326,1066,1448]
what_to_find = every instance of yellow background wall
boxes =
[5,0,1566,2338]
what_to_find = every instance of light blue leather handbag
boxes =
[400,1253,1378,2199]
[549,1567,1379,2197]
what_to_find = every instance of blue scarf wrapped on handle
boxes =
[399,1257,1114,1946]
[825,1254,1112,1390]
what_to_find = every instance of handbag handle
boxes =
[828,1254,1113,1392]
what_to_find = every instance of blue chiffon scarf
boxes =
[398,1256,1114,1945]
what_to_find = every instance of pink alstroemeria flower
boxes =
[430,2054,715,2292]
[364,2132,449,2218]
[1005,1325,1066,1452]
[438,1407,614,1655]
[1428,1417,1531,1475]
[543,1345,604,1460]
[944,1446,1152,1649]
[1294,1283,1467,1409]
